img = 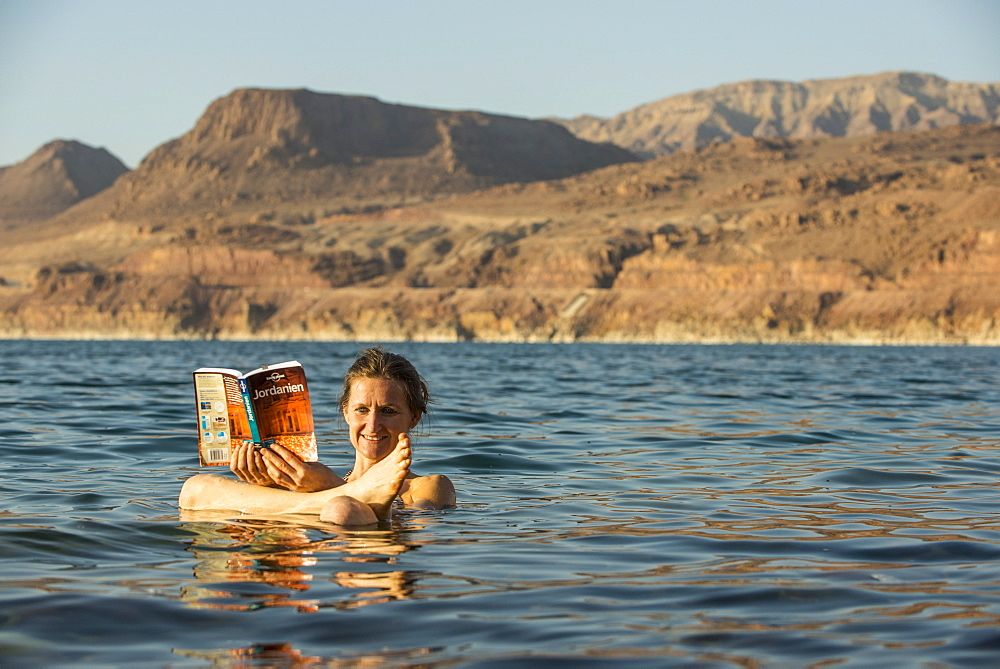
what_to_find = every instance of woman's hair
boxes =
[339,346,431,419]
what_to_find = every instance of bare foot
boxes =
[350,434,412,519]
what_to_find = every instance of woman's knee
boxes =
[320,495,378,525]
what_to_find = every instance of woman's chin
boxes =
[355,439,392,461]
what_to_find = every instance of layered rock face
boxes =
[104,88,637,220]
[557,72,1000,158]
[1,121,997,344]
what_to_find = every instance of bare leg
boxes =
[179,438,411,519]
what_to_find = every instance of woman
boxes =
[179,347,456,524]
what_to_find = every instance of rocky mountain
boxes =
[0,140,128,226]
[97,88,637,221]
[1,123,997,344]
[556,72,1000,157]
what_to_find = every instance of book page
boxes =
[193,369,249,466]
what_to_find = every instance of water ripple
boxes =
[1,341,999,665]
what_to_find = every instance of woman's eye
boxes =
[382,407,398,415]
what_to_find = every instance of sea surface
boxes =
[1,340,998,667]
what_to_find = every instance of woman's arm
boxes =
[181,437,413,520]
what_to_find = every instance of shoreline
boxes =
[3,331,997,346]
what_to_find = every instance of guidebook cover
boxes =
[192,360,318,466]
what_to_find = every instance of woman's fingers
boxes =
[234,441,340,492]
[251,450,272,483]
[230,441,252,480]
[231,441,277,485]
[261,448,298,484]
[262,445,342,492]
[267,442,304,464]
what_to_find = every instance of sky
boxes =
[1,0,998,168]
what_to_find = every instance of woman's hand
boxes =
[230,441,282,488]
[258,442,345,492]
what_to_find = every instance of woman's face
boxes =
[343,377,419,463]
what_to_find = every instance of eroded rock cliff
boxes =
[1,123,997,343]
[557,72,1000,158]
[102,88,637,220]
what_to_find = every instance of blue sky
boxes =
[1,0,997,168]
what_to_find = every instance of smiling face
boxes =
[343,377,420,463]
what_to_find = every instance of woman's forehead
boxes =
[347,377,407,403]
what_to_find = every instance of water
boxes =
[1,340,998,666]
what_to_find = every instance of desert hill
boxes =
[5,72,995,229]
[96,88,637,221]
[1,122,997,343]
[0,140,128,226]
[556,72,1000,157]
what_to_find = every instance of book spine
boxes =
[238,377,262,446]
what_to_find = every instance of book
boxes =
[192,360,318,466]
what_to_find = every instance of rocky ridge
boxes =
[1,121,997,344]
[100,88,638,222]
[557,72,1000,158]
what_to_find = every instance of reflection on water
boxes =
[180,511,421,614]
[175,512,437,665]
[1,341,999,665]
[175,642,323,665]
[174,642,440,667]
